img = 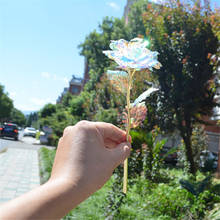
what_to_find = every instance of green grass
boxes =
[38,148,220,219]
[63,180,113,220]
[38,147,56,184]
[206,203,220,220]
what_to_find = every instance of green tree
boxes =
[26,112,38,127]
[0,84,13,122]
[142,1,219,174]
[10,108,26,126]
[60,92,73,108]
[79,16,129,91]
[39,106,77,146]
[74,16,131,125]
[39,103,56,118]
[127,0,149,38]
[69,95,86,117]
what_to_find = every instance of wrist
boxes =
[47,177,92,208]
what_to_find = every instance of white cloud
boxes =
[52,74,58,80]
[30,97,52,106]
[15,97,56,112]
[107,2,120,11]
[63,77,69,84]
[9,91,16,99]
[41,72,69,85]
[15,103,40,112]
[41,72,51,79]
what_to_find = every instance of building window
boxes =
[72,86,79,94]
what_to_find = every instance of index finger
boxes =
[93,122,131,144]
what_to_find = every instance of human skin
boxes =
[0,121,131,220]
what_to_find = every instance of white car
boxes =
[23,127,37,138]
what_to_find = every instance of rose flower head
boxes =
[103,38,162,70]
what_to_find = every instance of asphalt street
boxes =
[0,131,44,151]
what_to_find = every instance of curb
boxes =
[0,147,8,154]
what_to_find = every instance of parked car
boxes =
[0,123,19,140]
[23,127,37,138]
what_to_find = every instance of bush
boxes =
[205,203,220,220]
[36,150,220,220]
[129,129,168,182]
[145,183,190,219]
[94,108,118,125]
[35,131,41,140]
[104,170,220,220]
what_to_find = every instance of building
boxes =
[68,75,83,95]
[123,0,138,24]
[204,77,220,153]
[56,75,83,104]
[56,54,91,104]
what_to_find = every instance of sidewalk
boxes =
[0,148,40,203]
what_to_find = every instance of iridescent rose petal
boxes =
[133,88,159,106]
[103,38,162,70]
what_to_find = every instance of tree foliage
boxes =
[10,108,26,126]
[0,84,26,126]
[39,103,57,118]
[26,112,38,127]
[127,0,149,38]
[79,17,130,91]
[39,104,77,146]
[142,0,219,174]
[0,84,13,122]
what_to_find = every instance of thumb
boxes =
[109,142,131,169]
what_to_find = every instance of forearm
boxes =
[0,121,130,220]
[0,179,87,220]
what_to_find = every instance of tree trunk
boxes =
[183,134,196,175]
[184,115,196,175]
[176,111,196,175]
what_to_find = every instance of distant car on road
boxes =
[23,127,37,138]
[0,123,19,140]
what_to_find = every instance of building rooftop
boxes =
[70,75,83,85]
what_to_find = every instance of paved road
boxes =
[0,137,42,151]
[0,135,45,204]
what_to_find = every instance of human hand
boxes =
[50,121,131,200]
[0,121,131,220]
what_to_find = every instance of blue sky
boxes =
[0,0,127,112]
[0,0,219,113]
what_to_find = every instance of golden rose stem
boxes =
[123,69,133,194]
